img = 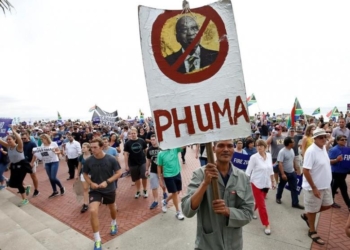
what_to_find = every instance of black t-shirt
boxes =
[260,125,269,136]
[138,133,147,141]
[86,133,93,142]
[72,132,81,142]
[23,141,37,162]
[83,154,121,193]
[146,131,155,146]
[124,138,147,166]
[146,145,160,173]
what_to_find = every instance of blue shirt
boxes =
[52,134,63,146]
[328,145,349,173]
[244,147,257,156]
[104,147,118,157]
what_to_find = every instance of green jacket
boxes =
[181,164,254,250]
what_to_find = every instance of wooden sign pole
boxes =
[205,142,220,200]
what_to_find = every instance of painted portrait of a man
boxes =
[164,16,219,74]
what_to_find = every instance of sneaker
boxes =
[33,190,40,197]
[25,185,31,196]
[135,191,140,199]
[18,199,29,207]
[162,199,167,213]
[48,191,59,199]
[0,185,6,190]
[94,240,102,250]
[143,190,148,198]
[110,224,118,236]
[150,201,158,209]
[264,228,271,235]
[253,214,258,219]
[163,193,168,200]
[60,187,65,195]
[331,202,341,208]
[81,204,88,213]
[176,211,185,220]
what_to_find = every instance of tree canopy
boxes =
[0,0,13,14]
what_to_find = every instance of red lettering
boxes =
[212,99,233,128]
[171,106,195,138]
[233,96,249,124]
[153,110,172,142]
[195,103,213,131]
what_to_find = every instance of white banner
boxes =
[139,0,250,149]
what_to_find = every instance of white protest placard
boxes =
[139,0,250,149]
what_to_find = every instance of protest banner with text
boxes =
[0,118,13,138]
[231,152,251,170]
[139,1,250,149]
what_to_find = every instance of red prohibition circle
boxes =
[151,6,229,84]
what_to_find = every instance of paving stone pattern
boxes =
[4,145,199,243]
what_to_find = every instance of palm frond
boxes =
[0,0,14,14]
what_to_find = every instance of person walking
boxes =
[328,135,350,210]
[31,134,65,198]
[76,142,91,213]
[21,131,40,196]
[246,139,276,235]
[158,147,185,220]
[275,137,304,209]
[64,132,82,180]
[0,125,30,206]
[301,128,333,245]
[124,127,148,198]
[181,140,254,249]
[146,134,168,209]
[83,138,122,250]
[0,145,9,190]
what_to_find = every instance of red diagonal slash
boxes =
[170,17,211,71]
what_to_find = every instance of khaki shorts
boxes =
[304,187,333,213]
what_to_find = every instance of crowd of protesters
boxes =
[1,111,350,249]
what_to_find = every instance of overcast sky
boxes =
[1,0,350,122]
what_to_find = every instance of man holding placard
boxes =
[182,140,254,249]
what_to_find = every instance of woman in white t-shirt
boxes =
[30,134,65,198]
[246,139,276,235]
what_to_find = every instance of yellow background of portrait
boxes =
[160,13,220,58]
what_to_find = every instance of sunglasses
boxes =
[326,131,332,134]
[316,136,327,139]
[275,128,280,131]
[339,139,347,141]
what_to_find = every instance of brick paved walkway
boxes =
[6,144,350,248]
[4,146,199,243]
[311,177,350,250]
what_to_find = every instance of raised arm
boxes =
[0,138,8,148]
[12,125,23,152]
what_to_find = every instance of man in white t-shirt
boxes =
[300,128,333,246]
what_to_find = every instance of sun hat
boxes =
[312,128,327,139]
